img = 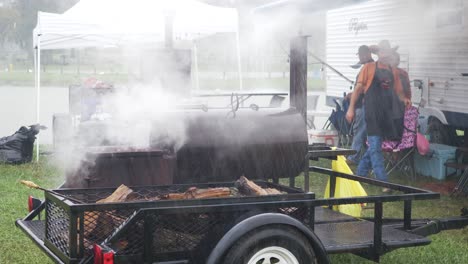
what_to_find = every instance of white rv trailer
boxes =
[326,0,468,144]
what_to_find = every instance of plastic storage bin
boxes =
[308,129,339,147]
[414,143,457,180]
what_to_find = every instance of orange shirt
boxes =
[356,62,403,95]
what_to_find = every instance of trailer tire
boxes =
[222,225,317,264]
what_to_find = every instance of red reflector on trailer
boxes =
[28,196,33,212]
[93,244,103,264]
[94,244,114,264]
[103,251,114,264]
[28,196,41,212]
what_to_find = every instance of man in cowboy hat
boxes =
[346,45,374,164]
[346,40,410,191]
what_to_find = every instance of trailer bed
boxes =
[17,206,430,260]
[315,220,430,253]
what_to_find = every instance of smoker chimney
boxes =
[290,36,308,122]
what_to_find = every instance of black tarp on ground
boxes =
[0,125,45,164]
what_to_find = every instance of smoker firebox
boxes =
[64,147,175,188]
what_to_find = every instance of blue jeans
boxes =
[357,135,388,182]
[347,107,366,163]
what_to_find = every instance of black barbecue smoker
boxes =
[64,36,309,189]
[16,36,468,264]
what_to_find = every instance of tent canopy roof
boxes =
[34,0,239,50]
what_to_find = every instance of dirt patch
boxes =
[421,181,457,195]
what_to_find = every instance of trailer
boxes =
[326,0,468,145]
[16,146,468,264]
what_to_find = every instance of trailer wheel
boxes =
[222,225,317,264]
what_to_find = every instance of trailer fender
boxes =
[206,212,329,264]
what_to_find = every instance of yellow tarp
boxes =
[324,155,368,217]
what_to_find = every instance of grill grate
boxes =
[53,182,302,204]
[56,185,211,204]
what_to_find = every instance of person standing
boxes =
[346,40,411,191]
[346,45,374,164]
[391,52,412,100]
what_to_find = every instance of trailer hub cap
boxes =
[248,246,299,264]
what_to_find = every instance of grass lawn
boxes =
[0,70,129,87]
[0,155,467,263]
[0,68,325,93]
[0,160,62,264]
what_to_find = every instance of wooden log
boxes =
[264,188,283,195]
[84,184,135,237]
[191,187,231,199]
[235,176,268,196]
[163,193,187,200]
[160,187,232,200]
[97,184,135,203]
[235,176,283,196]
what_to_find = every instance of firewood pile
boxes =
[81,176,283,244]
[92,176,283,204]
[77,177,283,252]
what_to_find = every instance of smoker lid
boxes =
[179,109,308,147]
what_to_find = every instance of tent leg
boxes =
[192,42,200,92]
[36,39,41,162]
[235,31,243,91]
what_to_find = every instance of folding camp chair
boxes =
[381,106,419,179]
[452,169,468,196]
[324,96,353,147]
[306,94,319,129]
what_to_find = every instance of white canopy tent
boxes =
[34,0,240,49]
[33,0,241,160]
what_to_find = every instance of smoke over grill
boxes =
[63,36,309,188]
[171,35,309,184]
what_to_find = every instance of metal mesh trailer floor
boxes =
[315,220,430,253]
[18,208,430,257]
[20,220,45,241]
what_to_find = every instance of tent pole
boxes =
[235,30,243,91]
[192,42,200,91]
[36,36,41,162]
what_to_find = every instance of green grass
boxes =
[199,78,325,92]
[0,68,325,92]
[0,159,62,264]
[283,160,468,264]
[0,70,129,86]
[0,157,466,263]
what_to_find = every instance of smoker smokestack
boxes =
[290,36,308,122]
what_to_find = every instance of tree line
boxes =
[0,0,78,54]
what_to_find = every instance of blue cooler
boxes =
[414,143,457,180]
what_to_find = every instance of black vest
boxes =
[364,62,405,140]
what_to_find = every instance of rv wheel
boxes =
[223,225,317,264]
